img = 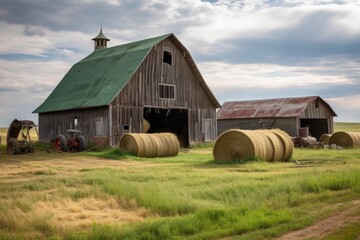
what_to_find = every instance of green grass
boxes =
[334,122,360,132]
[1,146,359,239]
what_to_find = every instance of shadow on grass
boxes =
[84,148,137,160]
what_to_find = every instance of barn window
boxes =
[163,51,172,65]
[159,84,175,100]
[123,124,131,133]
[70,117,79,129]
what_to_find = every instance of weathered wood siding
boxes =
[38,106,109,142]
[300,99,334,119]
[217,118,298,137]
[110,38,217,145]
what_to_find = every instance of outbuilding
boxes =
[33,30,220,147]
[217,96,337,140]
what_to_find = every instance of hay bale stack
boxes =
[213,129,277,162]
[271,129,293,162]
[328,132,360,147]
[319,134,331,144]
[119,133,179,157]
[259,130,285,162]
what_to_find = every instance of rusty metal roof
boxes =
[217,96,337,119]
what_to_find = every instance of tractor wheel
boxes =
[7,138,21,155]
[77,135,86,151]
[27,142,35,153]
[54,134,67,152]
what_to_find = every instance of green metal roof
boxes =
[33,33,171,113]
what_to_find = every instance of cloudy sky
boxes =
[1,0,360,126]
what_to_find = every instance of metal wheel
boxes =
[77,135,86,151]
[54,134,67,152]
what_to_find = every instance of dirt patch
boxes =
[276,200,360,240]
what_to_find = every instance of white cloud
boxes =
[199,61,355,91]
[327,94,360,110]
[0,59,72,98]
[0,21,92,58]
[0,0,360,124]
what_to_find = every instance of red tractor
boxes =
[7,119,38,155]
[54,130,86,152]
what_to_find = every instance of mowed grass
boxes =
[0,144,360,239]
[0,122,359,239]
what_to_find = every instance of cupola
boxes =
[92,27,110,50]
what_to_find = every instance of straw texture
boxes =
[319,134,331,144]
[213,129,293,162]
[271,129,293,162]
[119,133,179,157]
[143,119,150,133]
[259,130,285,162]
[328,132,360,147]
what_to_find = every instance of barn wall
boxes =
[217,117,298,137]
[299,99,335,135]
[300,99,334,119]
[110,38,217,145]
[38,106,109,143]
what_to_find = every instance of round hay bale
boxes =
[328,132,360,147]
[252,130,274,162]
[119,133,179,157]
[213,129,273,162]
[161,133,180,156]
[213,129,255,161]
[319,134,331,144]
[270,129,293,162]
[119,133,143,157]
[143,119,150,133]
[258,130,285,162]
[154,133,168,157]
[142,134,159,157]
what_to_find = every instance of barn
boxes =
[33,30,220,147]
[217,96,337,140]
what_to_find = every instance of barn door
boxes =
[204,119,212,142]
[95,117,104,136]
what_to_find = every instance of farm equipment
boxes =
[292,127,318,148]
[7,119,38,155]
[54,130,86,152]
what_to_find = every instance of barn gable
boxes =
[34,33,219,114]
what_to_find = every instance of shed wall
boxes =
[38,106,109,143]
[300,99,334,119]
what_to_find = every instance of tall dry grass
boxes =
[0,145,359,239]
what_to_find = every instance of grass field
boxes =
[0,123,359,239]
[334,122,360,132]
[0,148,359,239]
